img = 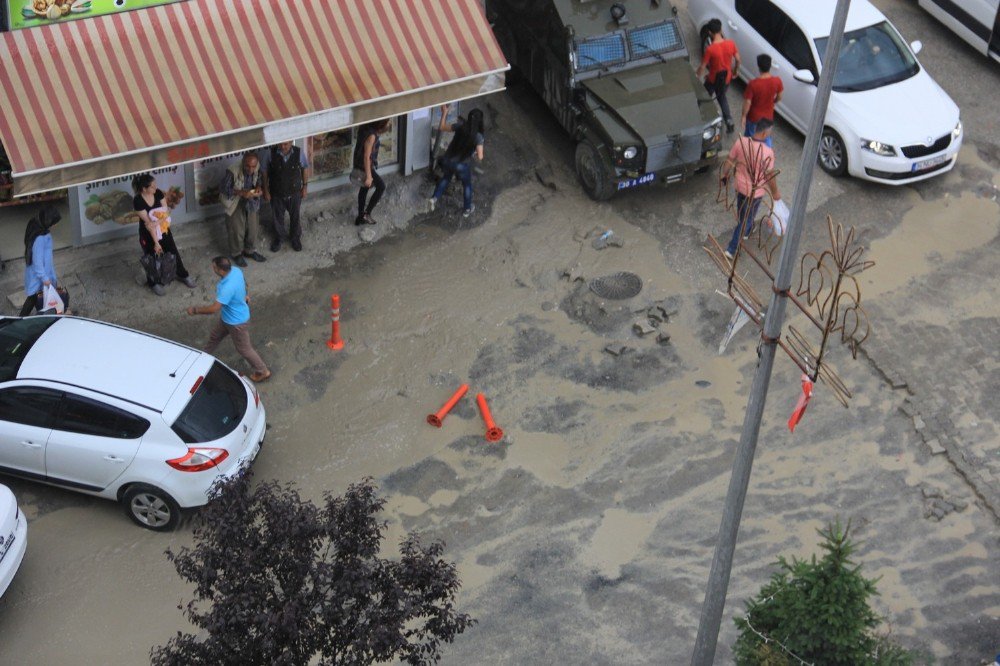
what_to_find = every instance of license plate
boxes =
[0,533,14,564]
[617,173,656,191]
[912,154,949,172]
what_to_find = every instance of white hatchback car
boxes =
[689,0,963,184]
[0,315,265,531]
[0,483,27,598]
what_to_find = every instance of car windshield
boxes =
[171,362,248,444]
[0,317,58,382]
[575,33,627,71]
[627,20,684,58]
[814,21,919,92]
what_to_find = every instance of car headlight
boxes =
[859,139,896,157]
[703,120,722,142]
[622,146,638,160]
[952,121,962,139]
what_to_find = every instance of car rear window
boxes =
[0,317,58,382]
[170,362,248,444]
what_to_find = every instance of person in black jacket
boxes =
[262,142,310,252]
[353,119,392,225]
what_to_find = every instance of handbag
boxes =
[139,251,178,285]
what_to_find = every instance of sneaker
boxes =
[233,255,248,268]
[245,251,267,263]
[725,122,735,134]
[427,197,436,213]
[462,204,476,218]
[723,250,734,260]
[181,276,197,289]
[151,284,166,296]
[270,239,282,253]
[355,215,366,226]
[291,239,303,252]
[363,213,377,225]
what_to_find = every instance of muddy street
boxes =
[1,0,999,663]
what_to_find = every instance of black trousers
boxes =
[271,193,302,242]
[139,230,189,285]
[357,170,385,218]
[705,72,733,125]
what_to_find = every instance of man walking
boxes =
[186,256,270,382]
[741,54,784,147]
[219,153,267,267]
[720,118,781,259]
[696,18,741,134]
[262,141,309,253]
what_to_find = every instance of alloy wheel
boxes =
[131,493,172,528]
[819,134,843,172]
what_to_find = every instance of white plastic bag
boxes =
[767,199,791,236]
[42,284,64,314]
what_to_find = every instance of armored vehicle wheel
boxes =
[575,141,614,201]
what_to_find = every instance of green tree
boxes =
[151,474,474,665]
[733,520,914,666]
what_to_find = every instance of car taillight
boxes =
[189,376,205,394]
[166,447,229,472]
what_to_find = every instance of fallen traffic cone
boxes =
[476,393,504,442]
[427,384,469,427]
[327,294,344,351]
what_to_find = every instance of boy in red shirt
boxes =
[696,18,741,134]
[741,54,784,148]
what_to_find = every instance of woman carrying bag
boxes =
[20,205,70,316]
[427,105,485,218]
[132,173,196,296]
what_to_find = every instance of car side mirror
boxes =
[910,40,922,54]
[793,69,815,84]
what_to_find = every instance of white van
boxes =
[919,0,1000,62]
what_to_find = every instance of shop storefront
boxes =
[0,0,506,255]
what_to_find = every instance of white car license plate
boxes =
[617,173,655,191]
[912,155,948,172]
[0,532,14,564]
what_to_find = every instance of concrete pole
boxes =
[690,1,853,663]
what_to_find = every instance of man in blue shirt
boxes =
[186,256,270,382]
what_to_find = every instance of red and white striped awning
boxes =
[0,0,507,196]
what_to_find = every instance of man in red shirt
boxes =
[741,54,784,148]
[696,18,741,134]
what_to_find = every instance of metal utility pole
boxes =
[690,1,853,663]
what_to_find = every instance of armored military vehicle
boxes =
[487,0,723,200]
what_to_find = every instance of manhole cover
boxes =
[589,272,643,300]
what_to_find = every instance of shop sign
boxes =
[77,164,184,239]
[8,0,187,31]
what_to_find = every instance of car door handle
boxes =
[727,20,738,31]
[103,455,126,463]
[20,440,42,449]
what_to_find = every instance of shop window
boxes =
[309,119,399,183]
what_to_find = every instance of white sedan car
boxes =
[0,483,27,598]
[690,0,963,184]
[0,316,266,531]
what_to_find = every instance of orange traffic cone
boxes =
[427,384,469,427]
[476,393,504,442]
[327,294,344,351]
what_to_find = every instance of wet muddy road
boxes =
[1,1,999,663]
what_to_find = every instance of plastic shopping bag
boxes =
[42,284,64,314]
[149,206,171,240]
[767,199,791,236]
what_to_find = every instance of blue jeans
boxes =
[743,121,773,147]
[432,159,473,211]
[727,192,762,255]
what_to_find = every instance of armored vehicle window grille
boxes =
[576,34,626,71]
[628,21,684,57]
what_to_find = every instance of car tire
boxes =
[575,140,614,201]
[818,128,848,177]
[122,484,181,531]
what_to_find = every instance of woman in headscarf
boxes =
[20,205,70,316]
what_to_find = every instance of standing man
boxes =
[186,256,270,383]
[741,54,784,147]
[219,153,267,267]
[262,141,309,253]
[720,118,781,259]
[696,18,741,134]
